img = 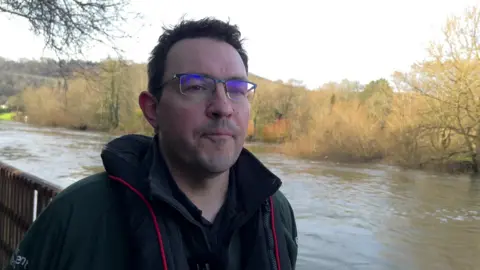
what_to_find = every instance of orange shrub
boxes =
[247,119,255,138]
[262,119,290,142]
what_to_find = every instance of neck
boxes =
[169,164,229,195]
[159,144,230,222]
[172,166,230,222]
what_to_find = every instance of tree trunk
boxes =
[474,128,480,174]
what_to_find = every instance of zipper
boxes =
[147,184,212,251]
[262,199,278,270]
[103,147,204,230]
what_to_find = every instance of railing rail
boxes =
[0,161,60,269]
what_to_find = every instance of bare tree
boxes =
[1,0,142,113]
[394,6,480,172]
[0,0,140,58]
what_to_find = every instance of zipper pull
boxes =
[196,263,211,270]
[263,199,271,213]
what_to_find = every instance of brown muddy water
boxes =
[1,120,480,270]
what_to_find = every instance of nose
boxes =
[206,83,234,119]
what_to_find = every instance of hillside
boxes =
[0,57,283,105]
[0,57,97,104]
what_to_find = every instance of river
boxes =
[1,120,480,270]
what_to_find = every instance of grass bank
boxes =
[0,112,15,121]
[251,96,479,175]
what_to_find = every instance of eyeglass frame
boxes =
[157,73,257,102]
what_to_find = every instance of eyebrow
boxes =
[229,76,249,81]
[189,72,248,81]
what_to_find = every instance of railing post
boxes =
[0,161,61,269]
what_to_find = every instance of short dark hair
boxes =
[147,17,249,97]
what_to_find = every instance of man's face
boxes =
[155,38,250,174]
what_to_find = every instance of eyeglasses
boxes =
[161,73,257,102]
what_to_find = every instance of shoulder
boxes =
[38,171,120,228]
[271,190,299,264]
[9,172,123,270]
[54,171,111,202]
[271,190,295,220]
[36,171,125,248]
[271,190,297,235]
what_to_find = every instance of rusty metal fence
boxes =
[0,161,61,269]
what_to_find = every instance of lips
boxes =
[202,130,235,142]
[203,130,234,137]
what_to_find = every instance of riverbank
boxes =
[280,141,479,175]
[245,139,478,175]
[3,118,477,176]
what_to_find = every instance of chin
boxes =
[199,158,234,173]
[195,137,243,171]
[198,149,239,173]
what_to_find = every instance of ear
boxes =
[139,91,158,130]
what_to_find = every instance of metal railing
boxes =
[0,161,61,269]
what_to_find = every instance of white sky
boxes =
[0,0,479,89]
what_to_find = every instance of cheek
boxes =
[235,105,250,133]
[158,102,203,138]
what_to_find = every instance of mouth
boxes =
[202,130,235,139]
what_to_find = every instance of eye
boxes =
[180,74,213,93]
[227,80,249,95]
[184,85,208,91]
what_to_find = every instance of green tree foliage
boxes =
[360,78,394,125]
[360,78,393,101]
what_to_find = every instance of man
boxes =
[7,17,298,270]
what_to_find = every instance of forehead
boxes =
[164,38,247,79]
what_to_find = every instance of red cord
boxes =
[269,196,281,270]
[109,175,169,270]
